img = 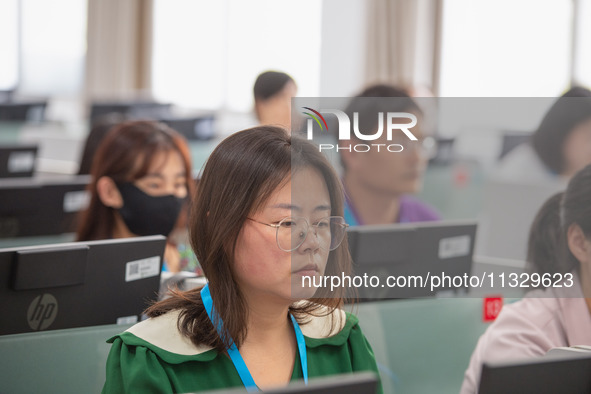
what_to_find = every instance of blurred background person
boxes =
[495,86,591,183]
[340,84,440,225]
[253,70,298,131]
[461,165,591,393]
[76,120,200,274]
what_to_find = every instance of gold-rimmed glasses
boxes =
[248,216,349,252]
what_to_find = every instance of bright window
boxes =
[152,0,322,111]
[574,0,591,88]
[439,0,572,97]
[0,0,19,91]
[19,0,87,96]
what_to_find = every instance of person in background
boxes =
[78,113,129,175]
[340,84,440,225]
[253,70,298,131]
[495,86,591,183]
[76,120,200,274]
[102,126,382,393]
[461,164,591,393]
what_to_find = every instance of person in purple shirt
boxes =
[340,84,440,226]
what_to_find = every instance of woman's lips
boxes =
[292,264,319,276]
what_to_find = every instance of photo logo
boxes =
[302,107,328,132]
[302,107,418,153]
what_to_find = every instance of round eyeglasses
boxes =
[248,216,349,252]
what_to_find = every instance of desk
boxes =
[0,323,133,394]
[355,297,497,394]
[0,297,508,394]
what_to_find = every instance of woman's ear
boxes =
[96,176,124,209]
[567,224,591,265]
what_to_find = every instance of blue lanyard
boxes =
[200,284,308,391]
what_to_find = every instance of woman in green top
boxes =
[102,126,382,393]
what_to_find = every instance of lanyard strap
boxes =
[200,284,308,391]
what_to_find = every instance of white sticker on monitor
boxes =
[63,190,90,212]
[116,315,139,325]
[8,151,35,173]
[438,235,471,259]
[125,256,161,282]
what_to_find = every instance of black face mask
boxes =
[116,182,184,237]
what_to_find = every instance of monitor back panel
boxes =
[347,221,477,299]
[0,236,166,335]
[0,176,90,238]
[479,355,591,394]
[413,221,477,292]
[0,145,38,178]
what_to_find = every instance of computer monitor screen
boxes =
[0,235,166,335]
[159,115,215,140]
[0,101,47,122]
[478,354,591,394]
[347,221,477,299]
[0,144,37,178]
[0,175,90,238]
[199,372,379,394]
[89,101,172,124]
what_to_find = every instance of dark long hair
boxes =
[531,87,591,174]
[78,113,129,175]
[76,120,193,241]
[560,163,591,273]
[146,126,352,351]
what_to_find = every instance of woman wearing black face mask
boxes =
[76,120,200,274]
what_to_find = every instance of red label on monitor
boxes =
[483,297,503,322]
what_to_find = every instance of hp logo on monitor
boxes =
[27,294,58,331]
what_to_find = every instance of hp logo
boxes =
[27,294,58,331]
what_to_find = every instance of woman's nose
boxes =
[297,225,321,252]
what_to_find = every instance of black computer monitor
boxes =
[89,101,172,124]
[347,221,477,299]
[200,372,379,394]
[159,115,216,140]
[0,235,166,335]
[0,101,47,122]
[478,354,591,394]
[0,144,38,178]
[0,175,90,238]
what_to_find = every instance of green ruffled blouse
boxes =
[102,310,382,394]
